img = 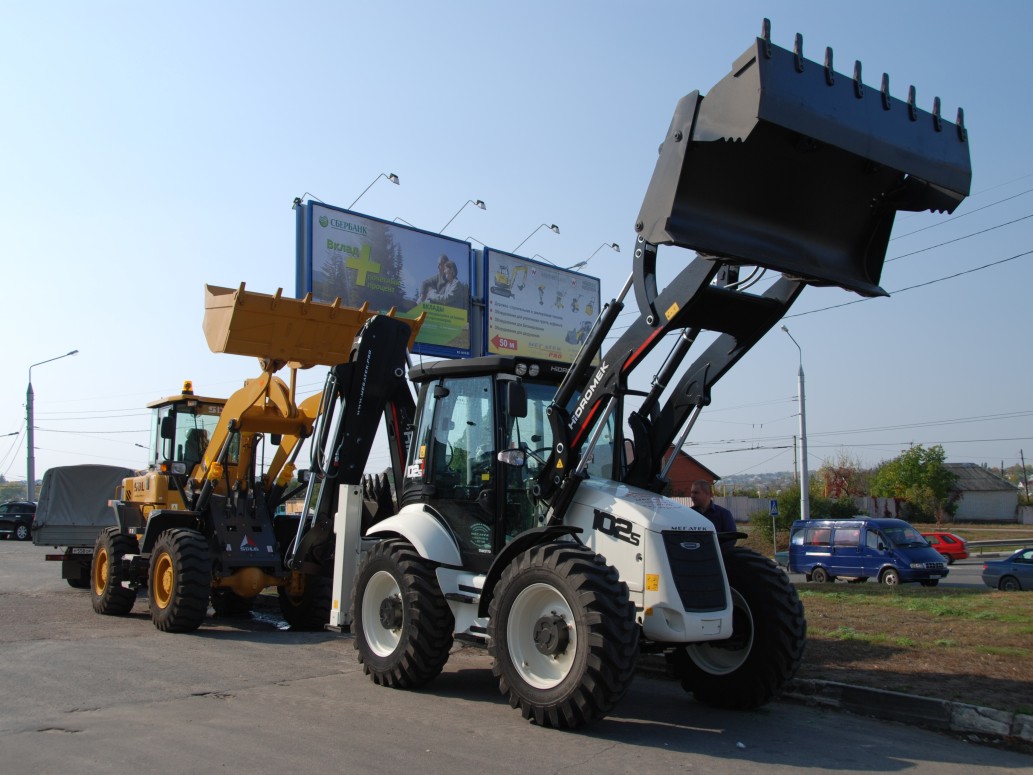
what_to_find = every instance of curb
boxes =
[636,655,1033,751]
[781,679,1033,750]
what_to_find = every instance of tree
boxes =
[870,445,958,523]
[817,452,871,498]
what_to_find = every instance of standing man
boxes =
[689,480,737,547]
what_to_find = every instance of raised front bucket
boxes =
[203,283,424,368]
[636,22,972,297]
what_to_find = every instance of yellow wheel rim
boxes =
[93,546,110,595]
[152,552,174,609]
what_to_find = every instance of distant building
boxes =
[946,463,1019,522]
[661,448,721,498]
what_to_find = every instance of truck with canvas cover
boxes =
[89,283,423,633]
[287,20,969,729]
[32,464,135,588]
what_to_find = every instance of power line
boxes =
[886,212,1033,262]
[890,187,1033,240]
[786,248,1033,318]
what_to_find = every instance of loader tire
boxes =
[91,527,139,616]
[278,572,332,630]
[210,588,255,618]
[488,541,639,729]
[352,538,454,688]
[668,547,806,710]
[148,528,210,633]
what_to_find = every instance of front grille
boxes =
[661,531,727,612]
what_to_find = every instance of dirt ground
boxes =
[793,591,1033,714]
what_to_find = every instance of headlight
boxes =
[910,562,926,569]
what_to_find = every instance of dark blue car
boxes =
[982,548,1033,591]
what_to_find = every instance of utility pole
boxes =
[26,350,79,501]
[781,326,809,520]
[1021,449,1030,498]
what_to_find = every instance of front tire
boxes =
[669,547,806,710]
[149,529,210,633]
[487,541,639,729]
[15,523,30,541]
[351,538,454,687]
[880,568,901,586]
[91,528,139,616]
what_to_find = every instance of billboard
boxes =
[297,203,472,358]
[484,250,601,362]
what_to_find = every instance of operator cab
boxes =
[403,356,619,572]
[146,381,228,475]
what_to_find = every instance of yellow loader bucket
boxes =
[203,283,423,369]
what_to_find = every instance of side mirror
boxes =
[505,381,527,419]
[160,416,176,441]
[296,468,311,485]
[497,449,526,467]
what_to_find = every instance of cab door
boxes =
[403,375,499,572]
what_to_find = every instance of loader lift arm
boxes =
[536,20,971,522]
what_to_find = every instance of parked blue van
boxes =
[788,518,949,586]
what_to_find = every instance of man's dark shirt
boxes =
[701,500,737,537]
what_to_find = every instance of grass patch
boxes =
[796,585,1033,713]
[979,646,1030,658]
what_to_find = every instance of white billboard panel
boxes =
[484,250,601,362]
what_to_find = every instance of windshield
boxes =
[881,525,929,549]
[514,381,618,481]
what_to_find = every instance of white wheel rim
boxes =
[506,582,576,690]
[686,588,753,675]
[362,570,402,657]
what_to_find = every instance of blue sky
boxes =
[2,1,1031,486]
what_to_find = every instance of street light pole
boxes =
[348,172,399,210]
[513,223,560,254]
[26,349,79,500]
[780,326,809,520]
[439,199,485,234]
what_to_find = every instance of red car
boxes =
[921,532,969,564]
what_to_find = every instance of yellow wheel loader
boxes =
[90,284,422,633]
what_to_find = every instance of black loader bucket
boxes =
[636,20,972,296]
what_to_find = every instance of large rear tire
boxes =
[351,538,454,687]
[149,529,210,633]
[488,541,639,729]
[91,527,139,616]
[669,547,806,710]
[278,572,332,630]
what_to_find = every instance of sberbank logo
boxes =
[331,219,368,235]
[319,215,329,227]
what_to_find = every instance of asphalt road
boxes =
[1,540,1028,773]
